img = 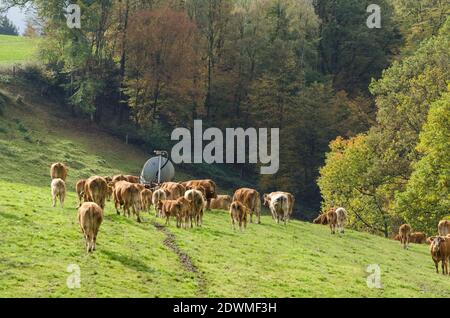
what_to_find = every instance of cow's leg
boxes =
[60,193,64,208]
[434,260,439,273]
[442,259,446,275]
[52,192,56,207]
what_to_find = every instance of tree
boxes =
[124,7,203,127]
[396,89,450,233]
[0,15,18,35]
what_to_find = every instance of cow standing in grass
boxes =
[233,188,261,224]
[430,236,450,274]
[229,201,249,231]
[78,202,103,253]
[51,178,66,208]
[335,207,347,234]
[84,176,108,209]
[181,179,217,211]
[184,189,205,227]
[326,208,337,234]
[50,162,68,181]
[140,188,153,213]
[113,181,142,222]
[399,224,412,249]
[152,188,167,217]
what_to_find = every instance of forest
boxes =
[1,0,449,236]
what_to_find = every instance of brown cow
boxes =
[410,232,427,244]
[50,162,68,181]
[157,199,182,226]
[399,224,412,249]
[51,178,66,208]
[75,179,86,207]
[313,213,329,225]
[84,176,108,209]
[181,180,217,210]
[326,208,338,234]
[152,188,167,217]
[229,201,249,231]
[176,197,193,229]
[160,182,186,200]
[112,174,128,183]
[438,220,450,236]
[233,188,261,224]
[77,202,103,253]
[430,236,450,274]
[125,175,140,184]
[184,189,205,227]
[210,195,232,210]
[113,181,142,222]
[140,188,153,213]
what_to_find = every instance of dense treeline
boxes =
[1,0,448,225]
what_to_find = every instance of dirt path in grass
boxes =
[152,221,207,297]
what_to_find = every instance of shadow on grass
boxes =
[100,249,156,274]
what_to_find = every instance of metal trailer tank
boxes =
[140,151,175,185]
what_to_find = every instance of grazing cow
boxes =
[335,207,347,234]
[181,180,217,210]
[157,199,182,226]
[410,232,427,244]
[326,208,338,234]
[210,195,232,210]
[399,224,412,249]
[313,213,329,225]
[75,179,86,207]
[229,201,249,231]
[140,189,153,212]
[185,189,205,227]
[438,220,450,236]
[112,174,128,183]
[51,178,66,208]
[77,202,103,253]
[50,162,68,181]
[125,175,140,184]
[160,182,186,200]
[263,192,289,225]
[113,181,142,222]
[233,188,261,224]
[152,188,167,217]
[430,236,450,274]
[84,176,108,209]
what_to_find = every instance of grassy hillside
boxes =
[0,82,449,297]
[0,35,38,65]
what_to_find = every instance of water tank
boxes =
[140,156,175,184]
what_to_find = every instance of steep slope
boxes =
[0,84,449,297]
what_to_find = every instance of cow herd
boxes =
[49,162,297,253]
[49,162,450,276]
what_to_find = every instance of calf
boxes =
[233,188,261,224]
[335,207,347,234]
[77,202,103,253]
[430,236,450,275]
[157,199,182,226]
[50,162,68,181]
[51,178,66,208]
[210,195,232,210]
[176,197,193,229]
[152,188,167,217]
[438,220,450,236]
[184,189,205,227]
[399,224,412,249]
[229,201,249,231]
[75,179,86,207]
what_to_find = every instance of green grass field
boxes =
[0,35,38,65]
[0,82,450,297]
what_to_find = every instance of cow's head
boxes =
[431,236,445,253]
